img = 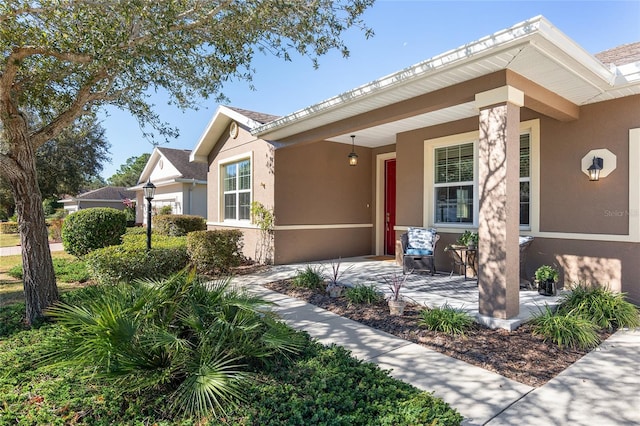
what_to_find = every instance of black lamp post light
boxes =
[143,179,156,251]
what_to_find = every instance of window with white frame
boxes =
[222,158,251,221]
[519,133,530,226]
[433,133,531,227]
[434,142,474,224]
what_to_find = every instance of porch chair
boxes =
[401,227,440,275]
[519,236,535,289]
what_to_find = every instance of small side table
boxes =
[446,246,477,280]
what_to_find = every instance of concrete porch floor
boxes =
[237,256,565,331]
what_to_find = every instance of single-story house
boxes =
[59,186,136,214]
[190,16,640,320]
[130,147,208,224]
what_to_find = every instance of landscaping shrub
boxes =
[153,214,206,236]
[344,284,383,305]
[124,226,147,235]
[86,234,188,284]
[44,270,306,420]
[0,221,19,234]
[531,306,600,350]
[8,257,89,283]
[61,208,127,257]
[419,304,474,336]
[292,265,325,290]
[47,218,64,242]
[186,229,243,273]
[558,284,640,330]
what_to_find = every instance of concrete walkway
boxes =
[0,242,64,257]
[232,260,640,426]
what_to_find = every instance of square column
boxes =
[475,86,524,319]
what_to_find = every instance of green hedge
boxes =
[0,221,19,234]
[61,208,127,257]
[186,229,244,273]
[153,214,206,236]
[86,235,188,285]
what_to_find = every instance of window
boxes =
[223,159,251,221]
[434,143,474,224]
[433,133,531,227]
[520,133,530,226]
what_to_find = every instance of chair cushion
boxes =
[406,248,433,256]
[407,227,437,252]
[519,235,534,246]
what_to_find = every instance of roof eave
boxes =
[253,15,618,141]
[190,105,262,162]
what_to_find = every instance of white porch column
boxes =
[475,86,524,319]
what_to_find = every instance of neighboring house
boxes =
[130,147,208,224]
[59,186,135,214]
[190,16,640,320]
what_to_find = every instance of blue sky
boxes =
[98,0,640,179]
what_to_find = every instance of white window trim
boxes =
[218,151,253,223]
[423,119,540,234]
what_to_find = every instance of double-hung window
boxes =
[433,133,531,227]
[223,158,251,221]
[434,142,475,224]
[519,133,531,227]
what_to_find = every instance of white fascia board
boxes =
[190,105,262,163]
[137,147,162,184]
[253,15,617,141]
[174,178,207,185]
[534,17,616,85]
[253,16,547,139]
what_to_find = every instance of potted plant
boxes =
[385,273,408,315]
[456,230,478,250]
[535,265,558,296]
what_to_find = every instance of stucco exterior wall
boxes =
[205,123,275,262]
[389,95,639,303]
[538,95,638,234]
[272,140,373,263]
[183,183,207,218]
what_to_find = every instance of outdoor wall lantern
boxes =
[581,149,616,182]
[143,179,156,251]
[587,157,603,181]
[348,135,358,166]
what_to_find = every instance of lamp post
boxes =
[143,179,156,251]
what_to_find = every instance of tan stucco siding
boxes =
[273,228,372,264]
[395,117,479,227]
[539,95,639,235]
[273,141,372,225]
[526,238,640,305]
[205,123,275,262]
[272,140,373,263]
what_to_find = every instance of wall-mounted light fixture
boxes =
[581,149,616,182]
[587,156,603,181]
[348,135,358,166]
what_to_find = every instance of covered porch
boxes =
[236,256,564,331]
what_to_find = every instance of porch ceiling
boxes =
[255,16,640,149]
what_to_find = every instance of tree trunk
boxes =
[4,138,58,325]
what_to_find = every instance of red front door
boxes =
[384,159,396,255]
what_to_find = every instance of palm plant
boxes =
[44,269,304,419]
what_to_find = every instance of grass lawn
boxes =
[0,251,87,307]
[0,233,21,248]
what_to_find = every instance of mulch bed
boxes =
[263,279,611,388]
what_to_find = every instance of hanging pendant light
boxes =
[348,135,358,166]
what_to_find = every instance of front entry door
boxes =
[384,159,396,255]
